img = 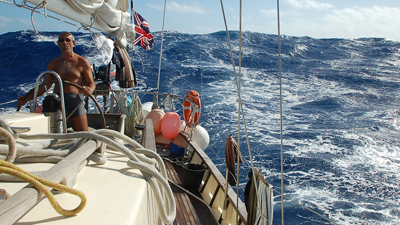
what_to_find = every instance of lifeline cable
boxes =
[0,100,17,106]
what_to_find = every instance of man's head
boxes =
[57,32,75,53]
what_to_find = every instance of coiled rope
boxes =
[0,160,87,216]
[0,127,16,162]
[113,91,144,138]
[0,127,175,224]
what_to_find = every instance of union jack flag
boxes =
[133,11,154,50]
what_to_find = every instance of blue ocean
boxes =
[1,30,399,224]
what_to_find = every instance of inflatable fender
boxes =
[181,121,209,150]
[142,102,153,118]
[145,109,165,136]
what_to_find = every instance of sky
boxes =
[1,0,400,41]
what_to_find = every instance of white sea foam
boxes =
[2,31,400,224]
[32,33,58,43]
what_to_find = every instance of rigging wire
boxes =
[237,0,242,224]
[218,0,260,198]
[219,0,338,224]
[276,0,285,224]
[0,100,17,106]
[156,0,167,92]
[0,0,89,32]
[219,0,266,223]
[0,0,343,223]
[236,0,258,224]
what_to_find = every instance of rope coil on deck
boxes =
[0,127,16,162]
[0,160,87,216]
[0,121,176,224]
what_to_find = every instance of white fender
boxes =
[181,122,209,150]
[141,102,153,118]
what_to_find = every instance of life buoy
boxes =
[183,90,201,127]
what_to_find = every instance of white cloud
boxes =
[148,1,206,14]
[147,3,163,11]
[0,16,13,28]
[275,5,400,40]
[17,18,31,26]
[260,9,276,17]
[284,0,334,10]
[323,6,400,39]
[260,9,302,17]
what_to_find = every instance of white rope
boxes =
[114,92,132,135]
[0,158,88,182]
[0,119,18,140]
[31,0,48,33]
[0,126,101,180]
[128,93,144,137]
[0,147,70,157]
[0,0,91,32]
[0,127,16,162]
[0,115,175,223]
[114,92,144,138]
[15,129,175,223]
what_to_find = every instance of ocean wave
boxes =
[1,30,400,224]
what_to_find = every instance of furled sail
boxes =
[26,0,152,48]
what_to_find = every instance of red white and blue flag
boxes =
[133,11,154,50]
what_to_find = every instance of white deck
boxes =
[2,150,155,225]
[0,112,49,135]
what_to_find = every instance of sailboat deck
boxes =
[164,159,218,225]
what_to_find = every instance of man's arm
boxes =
[81,57,95,96]
[17,61,56,108]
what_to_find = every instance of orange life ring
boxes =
[183,90,201,127]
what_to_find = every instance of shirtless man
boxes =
[17,32,95,131]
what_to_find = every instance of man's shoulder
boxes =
[74,54,91,71]
[75,54,90,64]
[75,53,87,60]
[47,57,59,68]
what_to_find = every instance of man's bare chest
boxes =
[54,59,83,80]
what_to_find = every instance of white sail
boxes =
[26,0,135,47]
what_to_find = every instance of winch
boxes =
[42,93,62,133]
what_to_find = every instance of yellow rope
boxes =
[0,160,87,216]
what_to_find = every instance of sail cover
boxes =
[26,0,153,48]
